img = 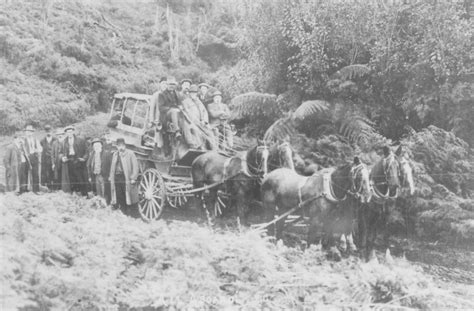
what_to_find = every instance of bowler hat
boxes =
[198,82,210,89]
[91,138,103,145]
[180,78,192,85]
[24,125,35,132]
[64,125,75,132]
[212,90,222,97]
[116,138,126,145]
[167,77,178,85]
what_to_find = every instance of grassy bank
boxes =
[1,192,473,310]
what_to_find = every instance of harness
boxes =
[370,156,399,202]
[297,168,347,208]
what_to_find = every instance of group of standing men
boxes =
[3,125,140,216]
[151,77,234,152]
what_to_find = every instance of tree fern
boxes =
[339,115,378,145]
[263,116,297,142]
[293,100,330,120]
[335,64,371,80]
[229,92,279,120]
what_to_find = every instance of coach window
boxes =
[132,100,148,129]
[122,98,136,126]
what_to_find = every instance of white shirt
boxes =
[68,137,75,156]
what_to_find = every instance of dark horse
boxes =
[358,146,415,259]
[191,141,298,224]
[261,162,372,254]
[191,143,269,221]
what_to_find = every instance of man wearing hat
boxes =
[158,77,183,154]
[87,138,107,198]
[181,84,214,149]
[40,125,58,190]
[208,91,233,149]
[22,125,42,193]
[3,134,26,193]
[180,78,192,92]
[109,138,139,216]
[59,126,88,195]
[151,76,168,122]
[50,128,64,190]
[198,82,217,108]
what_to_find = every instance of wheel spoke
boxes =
[146,201,152,220]
[150,173,156,188]
[151,197,161,211]
[140,199,148,213]
[151,202,158,219]
[145,173,152,189]
[149,200,155,219]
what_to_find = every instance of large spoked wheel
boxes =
[138,168,166,221]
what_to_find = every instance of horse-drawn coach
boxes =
[105,92,283,222]
[106,92,227,221]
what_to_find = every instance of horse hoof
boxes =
[327,246,342,261]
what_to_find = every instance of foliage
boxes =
[1,192,473,310]
[238,0,473,144]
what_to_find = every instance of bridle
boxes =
[371,155,400,200]
[348,163,371,202]
[245,145,269,178]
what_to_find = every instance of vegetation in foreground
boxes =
[1,192,473,310]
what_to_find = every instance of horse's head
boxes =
[246,141,269,177]
[274,141,295,171]
[370,149,400,199]
[350,162,372,203]
[395,146,415,196]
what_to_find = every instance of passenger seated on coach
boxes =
[207,90,233,150]
[181,84,216,150]
[158,77,182,138]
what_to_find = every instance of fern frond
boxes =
[263,116,298,142]
[293,100,330,120]
[338,115,378,144]
[229,92,278,120]
[336,64,370,80]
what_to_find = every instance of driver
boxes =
[158,77,182,138]
[208,90,233,149]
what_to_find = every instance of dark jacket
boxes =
[40,136,58,163]
[60,135,88,161]
[158,89,181,113]
[87,148,113,179]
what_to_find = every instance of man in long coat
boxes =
[87,138,106,198]
[181,84,214,150]
[51,129,63,190]
[109,138,139,216]
[40,125,58,190]
[22,125,42,193]
[59,126,88,195]
[3,135,26,192]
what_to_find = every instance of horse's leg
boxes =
[381,202,390,249]
[366,204,380,260]
[307,199,326,248]
[357,203,367,254]
[274,205,286,241]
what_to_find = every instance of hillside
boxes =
[2,192,473,310]
[0,0,239,134]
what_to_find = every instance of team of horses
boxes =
[191,142,415,259]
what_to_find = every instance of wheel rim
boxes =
[139,169,165,221]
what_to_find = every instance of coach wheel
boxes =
[138,168,166,221]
